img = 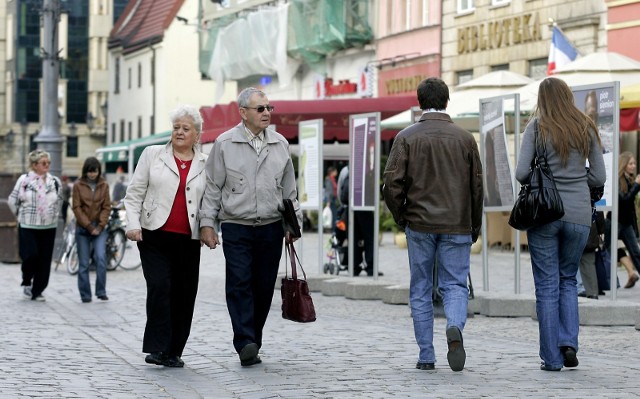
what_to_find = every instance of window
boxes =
[457,69,473,85]
[138,62,141,88]
[529,58,547,80]
[128,67,131,89]
[137,116,142,139]
[114,58,120,94]
[421,0,430,26]
[491,64,509,72]
[120,120,125,142]
[128,121,132,141]
[66,136,78,158]
[491,0,510,5]
[111,122,116,144]
[150,116,155,135]
[457,0,474,13]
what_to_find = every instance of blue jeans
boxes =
[76,227,108,300]
[527,220,590,368]
[405,227,472,364]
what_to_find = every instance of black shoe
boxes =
[239,343,261,367]
[163,355,185,368]
[446,326,466,372]
[366,270,384,277]
[97,295,109,301]
[561,346,579,368]
[586,295,598,300]
[81,298,92,303]
[577,291,587,298]
[145,352,167,365]
[416,362,435,370]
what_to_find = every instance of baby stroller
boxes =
[323,205,349,275]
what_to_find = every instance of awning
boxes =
[200,95,419,143]
[621,83,640,109]
[95,131,171,171]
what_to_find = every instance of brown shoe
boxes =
[624,272,639,289]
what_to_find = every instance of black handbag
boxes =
[508,121,565,231]
[281,241,316,323]
[281,199,301,238]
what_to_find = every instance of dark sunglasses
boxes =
[243,105,274,113]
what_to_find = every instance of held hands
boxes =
[126,229,143,242]
[200,226,220,249]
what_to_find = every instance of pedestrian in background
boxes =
[60,175,72,226]
[383,77,483,372]
[125,104,208,368]
[199,87,302,367]
[111,175,127,204]
[8,149,62,302]
[323,166,338,231]
[515,77,606,371]
[577,211,604,299]
[72,157,111,303]
[606,151,640,288]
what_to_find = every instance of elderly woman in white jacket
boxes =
[124,104,208,368]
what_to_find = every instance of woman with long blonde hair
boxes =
[607,151,640,288]
[515,77,606,371]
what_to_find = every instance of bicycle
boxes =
[64,202,140,274]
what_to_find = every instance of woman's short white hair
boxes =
[170,104,203,134]
[28,149,50,166]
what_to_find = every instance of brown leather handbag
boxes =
[281,241,316,323]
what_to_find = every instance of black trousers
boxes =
[19,226,56,298]
[221,222,284,353]
[138,229,200,357]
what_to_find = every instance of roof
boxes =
[109,0,185,54]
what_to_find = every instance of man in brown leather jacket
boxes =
[383,77,483,372]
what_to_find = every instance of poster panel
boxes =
[298,120,323,210]
[571,83,618,209]
[350,114,379,210]
[480,96,515,210]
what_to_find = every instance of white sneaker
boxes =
[32,295,45,302]
[23,286,32,298]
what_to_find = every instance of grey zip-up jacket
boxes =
[199,123,302,230]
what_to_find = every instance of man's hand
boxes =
[285,231,299,244]
[126,229,142,242]
[200,226,220,249]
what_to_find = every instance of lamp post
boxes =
[86,112,95,134]
[34,0,64,178]
[100,102,108,138]
[20,119,28,173]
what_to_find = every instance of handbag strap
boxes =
[285,242,307,281]
[533,119,549,165]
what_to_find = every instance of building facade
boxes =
[0,0,128,177]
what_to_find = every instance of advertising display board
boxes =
[297,120,323,210]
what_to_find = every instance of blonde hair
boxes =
[534,78,602,166]
[28,149,50,167]
[619,151,636,194]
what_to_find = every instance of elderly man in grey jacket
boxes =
[200,87,301,367]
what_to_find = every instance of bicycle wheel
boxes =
[107,229,126,270]
[66,244,79,275]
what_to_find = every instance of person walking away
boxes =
[515,77,606,371]
[8,150,62,302]
[111,175,127,204]
[199,87,302,367]
[125,105,208,368]
[72,157,111,303]
[606,151,640,288]
[383,77,483,372]
[578,211,604,299]
[60,175,72,226]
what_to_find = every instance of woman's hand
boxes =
[126,229,142,242]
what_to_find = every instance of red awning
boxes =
[200,96,418,144]
[621,108,640,132]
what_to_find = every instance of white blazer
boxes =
[125,142,208,240]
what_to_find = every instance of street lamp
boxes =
[100,102,108,137]
[86,112,95,134]
[20,119,28,173]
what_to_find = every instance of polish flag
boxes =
[547,26,578,75]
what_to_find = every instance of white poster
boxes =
[298,120,322,209]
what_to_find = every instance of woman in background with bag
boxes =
[606,151,640,288]
[515,78,606,371]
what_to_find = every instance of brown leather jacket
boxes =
[383,112,483,239]
[72,177,111,231]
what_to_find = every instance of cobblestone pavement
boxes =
[2,233,639,398]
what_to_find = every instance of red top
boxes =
[160,157,192,235]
